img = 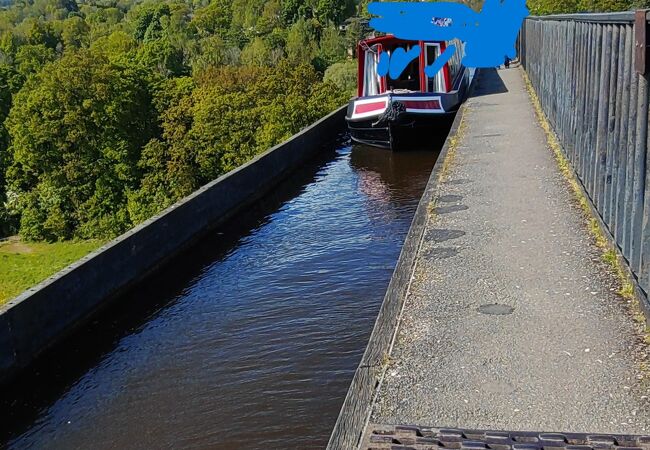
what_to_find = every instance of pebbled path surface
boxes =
[370,68,649,435]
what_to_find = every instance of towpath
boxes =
[366,67,650,437]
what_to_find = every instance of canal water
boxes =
[1,135,444,449]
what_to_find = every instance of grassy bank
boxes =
[0,238,103,306]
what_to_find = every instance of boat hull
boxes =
[346,93,461,150]
[346,82,468,150]
[346,113,455,149]
[346,64,470,150]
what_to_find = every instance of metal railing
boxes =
[519,11,650,313]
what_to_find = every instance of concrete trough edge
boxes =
[0,105,347,386]
[326,74,477,450]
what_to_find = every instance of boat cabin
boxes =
[357,35,458,97]
[346,34,469,150]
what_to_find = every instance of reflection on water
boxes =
[1,137,441,450]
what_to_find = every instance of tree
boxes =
[132,3,171,41]
[131,65,263,220]
[135,37,188,78]
[90,30,138,62]
[128,62,347,223]
[344,17,368,57]
[0,64,21,237]
[189,66,264,177]
[0,31,17,65]
[319,25,346,66]
[526,0,579,13]
[285,18,318,65]
[191,35,227,74]
[61,16,90,50]
[257,0,282,34]
[191,0,232,37]
[127,77,196,223]
[576,0,629,11]
[240,37,272,67]
[266,27,286,51]
[245,0,268,30]
[253,61,348,149]
[315,0,354,26]
[280,0,315,25]
[14,44,56,78]
[230,0,266,31]
[6,50,158,240]
[0,0,356,242]
[22,18,59,48]
[324,59,356,95]
[135,77,196,215]
[39,0,79,20]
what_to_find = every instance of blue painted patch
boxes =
[378,45,421,79]
[368,0,528,80]
[425,44,456,78]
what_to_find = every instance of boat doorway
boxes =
[385,43,421,92]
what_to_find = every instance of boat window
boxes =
[363,45,381,96]
[386,44,420,92]
[446,39,463,80]
[425,43,445,92]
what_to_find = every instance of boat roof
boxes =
[359,34,444,47]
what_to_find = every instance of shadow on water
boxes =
[0,123,448,449]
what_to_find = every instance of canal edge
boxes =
[326,72,479,450]
[0,105,348,387]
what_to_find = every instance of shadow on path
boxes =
[471,67,509,97]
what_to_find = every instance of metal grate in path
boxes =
[362,425,650,450]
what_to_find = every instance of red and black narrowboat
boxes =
[346,35,470,150]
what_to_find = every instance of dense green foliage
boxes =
[0,0,357,241]
[324,59,357,95]
[9,0,641,241]
[527,0,649,15]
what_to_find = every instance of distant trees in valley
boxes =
[527,0,649,15]
[2,0,639,241]
[0,0,356,240]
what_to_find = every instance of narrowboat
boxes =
[346,35,470,150]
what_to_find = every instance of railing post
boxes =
[614,26,633,249]
[594,24,611,211]
[632,70,648,276]
[637,10,650,291]
[635,10,650,75]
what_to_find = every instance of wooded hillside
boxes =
[1,0,644,241]
[0,0,363,241]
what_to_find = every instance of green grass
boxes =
[0,238,104,306]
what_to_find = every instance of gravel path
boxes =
[370,67,649,434]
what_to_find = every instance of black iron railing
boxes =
[520,12,650,314]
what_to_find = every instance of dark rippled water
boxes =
[1,137,442,449]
